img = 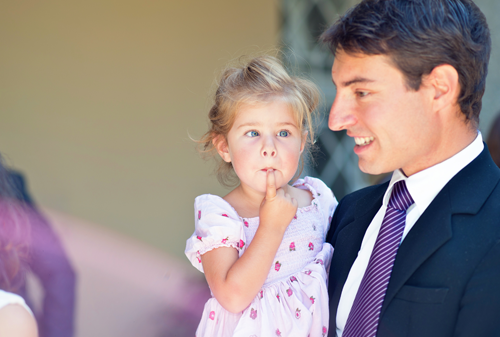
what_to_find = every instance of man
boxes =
[322,0,500,336]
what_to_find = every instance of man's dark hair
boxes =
[321,0,491,126]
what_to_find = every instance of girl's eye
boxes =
[356,91,369,98]
[245,131,259,137]
[277,130,289,137]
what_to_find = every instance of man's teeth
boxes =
[354,137,375,146]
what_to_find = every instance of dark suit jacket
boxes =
[327,146,500,337]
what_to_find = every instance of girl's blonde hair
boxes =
[199,55,320,187]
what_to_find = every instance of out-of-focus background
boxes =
[1,0,499,336]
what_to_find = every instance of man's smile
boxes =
[354,137,375,146]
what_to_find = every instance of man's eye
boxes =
[245,131,259,137]
[356,91,369,98]
[277,130,289,137]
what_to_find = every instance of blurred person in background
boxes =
[0,156,38,336]
[487,112,500,167]
[0,154,75,337]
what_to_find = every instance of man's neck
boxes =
[402,121,477,177]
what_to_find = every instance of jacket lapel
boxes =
[381,146,500,315]
[330,183,388,326]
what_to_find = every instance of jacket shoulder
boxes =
[327,182,388,243]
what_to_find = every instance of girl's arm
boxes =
[201,170,297,313]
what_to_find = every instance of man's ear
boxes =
[213,136,231,163]
[428,64,460,113]
[300,131,308,154]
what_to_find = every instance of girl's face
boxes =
[217,100,306,194]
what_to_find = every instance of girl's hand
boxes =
[259,169,298,233]
[201,169,297,313]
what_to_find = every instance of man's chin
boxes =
[358,161,393,176]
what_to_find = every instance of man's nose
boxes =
[328,94,357,131]
[261,136,277,157]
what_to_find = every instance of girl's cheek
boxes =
[238,147,255,160]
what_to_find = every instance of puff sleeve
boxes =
[185,194,247,273]
[294,176,338,238]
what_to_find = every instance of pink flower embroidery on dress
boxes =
[309,242,314,250]
[260,290,263,299]
[197,236,203,241]
[293,215,297,220]
[243,219,249,227]
[322,326,327,336]
[304,270,312,275]
[237,239,245,249]
[222,214,229,217]
[286,288,293,296]
[276,294,280,302]
[209,311,215,320]
[290,276,297,282]
[275,261,281,271]
[198,210,201,220]
[221,237,228,244]
[289,242,296,251]
[295,308,301,319]
[276,329,281,336]
[310,296,315,304]
[250,308,257,320]
[315,258,324,265]
[196,251,201,263]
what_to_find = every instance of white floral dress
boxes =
[185,177,337,337]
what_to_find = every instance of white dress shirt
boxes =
[336,133,484,336]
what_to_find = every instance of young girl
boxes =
[185,56,337,336]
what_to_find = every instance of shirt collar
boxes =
[384,132,484,214]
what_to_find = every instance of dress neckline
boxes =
[206,178,320,221]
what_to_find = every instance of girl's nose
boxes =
[261,138,277,157]
[262,149,276,157]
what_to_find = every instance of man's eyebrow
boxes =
[332,77,375,88]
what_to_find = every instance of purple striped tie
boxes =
[343,180,414,337]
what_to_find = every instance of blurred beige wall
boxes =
[0,0,278,260]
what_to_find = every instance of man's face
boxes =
[329,51,440,176]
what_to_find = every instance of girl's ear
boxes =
[213,136,231,163]
[300,131,308,154]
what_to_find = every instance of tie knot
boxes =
[388,180,414,211]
